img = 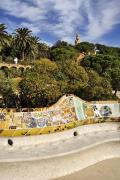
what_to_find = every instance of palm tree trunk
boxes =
[114,90,117,96]
[22,50,24,61]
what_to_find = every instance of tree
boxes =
[81,54,113,74]
[20,59,62,107]
[50,46,78,62]
[109,68,120,95]
[13,28,36,61]
[52,60,89,97]
[61,61,88,93]
[79,70,112,100]
[96,43,120,56]
[26,36,40,61]
[37,43,50,59]
[75,42,94,53]
[0,70,15,107]
[81,54,120,96]
[53,40,69,48]
[0,23,10,52]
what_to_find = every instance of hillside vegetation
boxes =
[0,24,120,108]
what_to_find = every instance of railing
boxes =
[0,63,31,69]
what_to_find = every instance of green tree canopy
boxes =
[0,23,10,52]
[20,59,62,107]
[50,46,78,62]
[78,70,112,100]
[0,70,16,107]
[75,42,94,53]
[13,28,39,61]
[81,54,120,94]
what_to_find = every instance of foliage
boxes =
[75,42,95,53]
[12,28,40,61]
[20,60,89,107]
[78,70,112,100]
[0,71,15,107]
[76,42,120,57]
[37,43,50,59]
[0,24,10,52]
[57,61,89,93]
[81,54,120,93]
[109,68,120,95]
[53,40,69,48]
[0,23,119,107]
[20,59,62,107]
[96,44,120,56]
[50,46,78,62]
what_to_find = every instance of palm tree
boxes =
[0,23,10,51]
[13,28,33,61]
[27,36,40,61]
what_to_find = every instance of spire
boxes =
[75,34,80,45]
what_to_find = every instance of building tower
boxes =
[75,34,80,45]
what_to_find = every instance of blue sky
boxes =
[0,0,120,47]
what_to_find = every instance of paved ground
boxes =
[0,123,120,179]
[57,158,120,180]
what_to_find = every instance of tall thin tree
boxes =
[13,28,33,61]
[0,23,10,51]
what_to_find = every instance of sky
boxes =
[0,0,120,47]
